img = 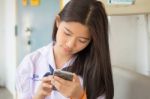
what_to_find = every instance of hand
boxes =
[51,73,84,99]
[33,76,53,99]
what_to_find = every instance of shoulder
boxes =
[23,42,53,63]
[27,43,52,61]
[17,43,53,71]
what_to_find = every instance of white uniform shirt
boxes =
[16,42,105,99]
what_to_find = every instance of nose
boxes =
[66,38,76,49]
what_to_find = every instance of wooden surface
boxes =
[100,0,150,15]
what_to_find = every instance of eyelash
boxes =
[64,29,71,36]
[78,40,87,43]
[64,32,71,36]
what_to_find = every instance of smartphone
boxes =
[52,70,73,90]
[53,70,73,81]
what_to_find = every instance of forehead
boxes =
[61,21,90,37]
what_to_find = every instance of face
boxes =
[54,19,91,56]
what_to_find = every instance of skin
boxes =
[33,16,91,99]
[54,16,91,68]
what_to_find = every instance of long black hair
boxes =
[52,0,114,99]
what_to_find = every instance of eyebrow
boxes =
[64,27,90,40]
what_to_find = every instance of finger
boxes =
[72,73,80,82]
[37,82,53,97]
[51,78,63,91]
[42,83,53,90]
[42,75,53,83]
[42,83,53,95]
[41,88,52,96]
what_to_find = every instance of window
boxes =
[108,0,135,5]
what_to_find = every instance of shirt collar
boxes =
[47,42,56,70]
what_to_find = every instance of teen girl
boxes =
[16,0,114,99]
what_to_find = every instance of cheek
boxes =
[56,31,66,44]
[56,29,62,41]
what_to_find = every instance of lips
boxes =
[63,47,72,53]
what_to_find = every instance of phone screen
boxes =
[53,70,73,81]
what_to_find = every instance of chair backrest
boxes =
[113,66,150,99]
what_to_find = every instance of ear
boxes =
[56,15,61,28]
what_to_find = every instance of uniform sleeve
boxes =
[15,55,34,99]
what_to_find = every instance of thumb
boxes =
[73,73,80,82]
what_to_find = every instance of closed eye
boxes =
[64,28,72,36]
[78,39,89,43]
[64,32,71,36]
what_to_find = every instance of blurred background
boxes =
[0,0,150,99]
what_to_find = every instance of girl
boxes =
[16,0,114,99]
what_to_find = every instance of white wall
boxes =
[109,15,137,70]
[0,0,6,86]
[148,15,150,75]
[109,15,150,76]
[4,0,16,97]
[0,0,16,97]
[136,15,149,75]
